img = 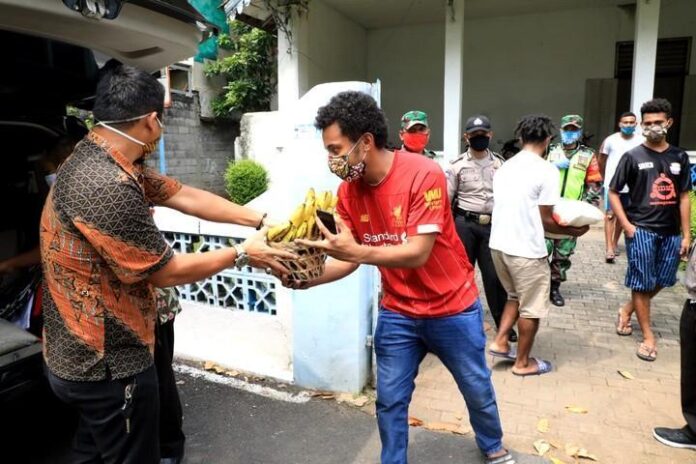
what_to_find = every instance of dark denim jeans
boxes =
[375,299,504,463]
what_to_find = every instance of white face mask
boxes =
[44,173,57,187]
[96,113,163,155]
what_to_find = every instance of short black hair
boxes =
[514,114,555,144]
[314,91,388,149]
[640,98,672,119]
[93,60,164,126]
[619,111,636,120]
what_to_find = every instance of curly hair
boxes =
[514,114,555,144]
[640,98,672,118]
[314,91,388,148]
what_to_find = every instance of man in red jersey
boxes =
[287,91,512,464]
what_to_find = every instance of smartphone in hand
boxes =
[316,210,338,235]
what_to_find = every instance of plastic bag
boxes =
[545,198,603,239]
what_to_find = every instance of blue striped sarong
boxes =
[625,227,681,292]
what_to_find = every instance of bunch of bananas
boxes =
[267,188,338,243]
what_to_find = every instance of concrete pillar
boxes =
[277,13,310,111]
[631,0,661,118]
[443,0,465,161]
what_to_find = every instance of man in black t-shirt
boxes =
[609,98,691,362]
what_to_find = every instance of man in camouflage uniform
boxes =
[546,114,602,306]
[399,110,437,159]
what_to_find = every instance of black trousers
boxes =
[454,216,507,327]
[155,318,186,459]
[681,300,696,434]
[47,365,160,464]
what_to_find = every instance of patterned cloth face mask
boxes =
[96,113,163,156]
[642,124,668,143]
[328,137,366,183]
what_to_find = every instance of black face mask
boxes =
[468,135,490,151]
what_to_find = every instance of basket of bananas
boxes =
[266,188,338,282]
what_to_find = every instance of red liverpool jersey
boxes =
[336,151,478,318]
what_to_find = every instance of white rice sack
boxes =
[545,198,603,239]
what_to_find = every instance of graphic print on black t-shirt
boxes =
[610,144,692,236]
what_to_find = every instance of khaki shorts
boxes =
[491,250,550,319]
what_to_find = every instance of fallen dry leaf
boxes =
[565,444,580,457]
[424,422,470,435]
[549,458,568,464]
[565,406,589,414]
[337,393,370,407]
[576,449,599,461]
[310,390,335,400]
[618,370,635,380]
[533,439,551,456]
[226,369,240,377]
[203,361,215,371]
[537,418,550,433]
[408,416,424,427]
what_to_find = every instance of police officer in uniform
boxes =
[546,114,603,306]
[447,115,516,342]
[399,110,437,159]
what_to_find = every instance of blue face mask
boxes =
[561,130,582,145]
[620,126,636,136]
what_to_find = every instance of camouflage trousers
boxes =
[545,237,578,283]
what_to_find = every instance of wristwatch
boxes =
[233,243,250,269]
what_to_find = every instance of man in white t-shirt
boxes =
[598,111,645,263]
[488,114,590,376]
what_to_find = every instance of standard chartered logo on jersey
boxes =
[363,231,408,246]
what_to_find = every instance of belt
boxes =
[455,208,491,225]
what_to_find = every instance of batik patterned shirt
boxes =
[40,132,181,381]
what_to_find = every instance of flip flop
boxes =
[616,308,633,336]
[637,343,657,362]
[512,358,553,376]
[488,348,517,361]
[485,451,516,464]
[605,251,616,263]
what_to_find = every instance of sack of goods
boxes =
[545,198,604,240]
[266,188,337,282]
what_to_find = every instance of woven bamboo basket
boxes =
[269,241,327,282]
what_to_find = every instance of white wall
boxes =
[460,5,621,151]
[305,1,368,91]
[364,0,696,155]
[366,23,445,149]
[653,0,696,72]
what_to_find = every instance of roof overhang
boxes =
[0,0,200,72]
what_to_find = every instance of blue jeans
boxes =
[374,299,504,464]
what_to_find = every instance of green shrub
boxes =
[224,159,269,205]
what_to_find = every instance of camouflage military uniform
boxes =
[545,142,603,283]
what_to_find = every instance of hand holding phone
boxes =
[316,210,338,235]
